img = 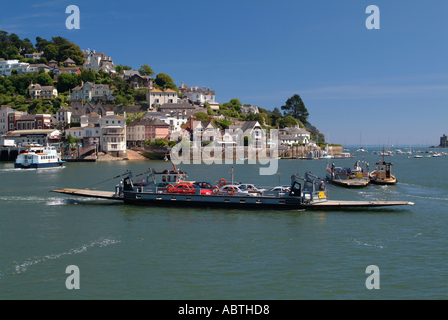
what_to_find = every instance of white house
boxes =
[279,135,309,146]
[0,59,29,76]
[240,121,266,149]
[182,86,216,104]
[189,120,220,147]
[99,115,126,157]
[69,81,114,102]
[24,52,44,60]
[56,107,72,126]
[143,111,188,134]
[241,105,259,115]
[83,49,116,74]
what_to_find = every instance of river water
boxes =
[1,148,447,299]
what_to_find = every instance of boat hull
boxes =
[369,172,397,185]
[123,191,306,210]
[326,177,370,188]
[14,162,64,169]
[52,188,414,210]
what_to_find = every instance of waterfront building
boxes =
[99,114,126,157]
[0,106,17,135]
[1,129,61,146]
[126,118,169,147]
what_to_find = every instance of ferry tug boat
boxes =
[53,166,414,210]
[369,151,397,185]
[15,145,64,169]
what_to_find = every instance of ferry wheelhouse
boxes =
[15,146,64,169]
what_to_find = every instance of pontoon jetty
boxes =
[52,167,414,210]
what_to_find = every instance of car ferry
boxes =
[326,160,370,188]
[15,146,64,169]
[52,167,414,210]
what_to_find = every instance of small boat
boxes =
[378,150,393,156]
[333,152,355,159]
[369,151,397,185]
[414,155,423,158]
[326,160,370,187]
[15,145,64,169]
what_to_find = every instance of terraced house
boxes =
[127,118,169,147]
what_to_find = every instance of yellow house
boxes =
[146,88,178,107]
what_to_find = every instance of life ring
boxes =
[212,186,219,194]
[167,184,174,192]
[219,179,226,186]
[227,186,235,195]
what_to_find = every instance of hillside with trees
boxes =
[0,31,327,143]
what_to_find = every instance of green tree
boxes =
[43,44,58,61]
[35,73,54,87]
[277,115,298,129]
[57,73,80,93]
[281,94,309,125]
[80,69,96,83]
[115,64,132,74]
[221,98,242,112]
[193,112,210,122]
[138,64,155,77]
[155,73,175,88]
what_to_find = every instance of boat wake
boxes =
[0,237,121,279]
[0,196,118,206]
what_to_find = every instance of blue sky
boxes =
[1,0,447,146]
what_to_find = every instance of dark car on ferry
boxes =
[193,181,213,189]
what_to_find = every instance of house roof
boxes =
[160,103,196,109]
[64,58,76,64]
[41,86,56,91]
[123,70,140,77]
[240,121,261,133]
[285,127,310,135]
[101,115,125,120]
[17,114,37,121]
[29,64,50,68]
